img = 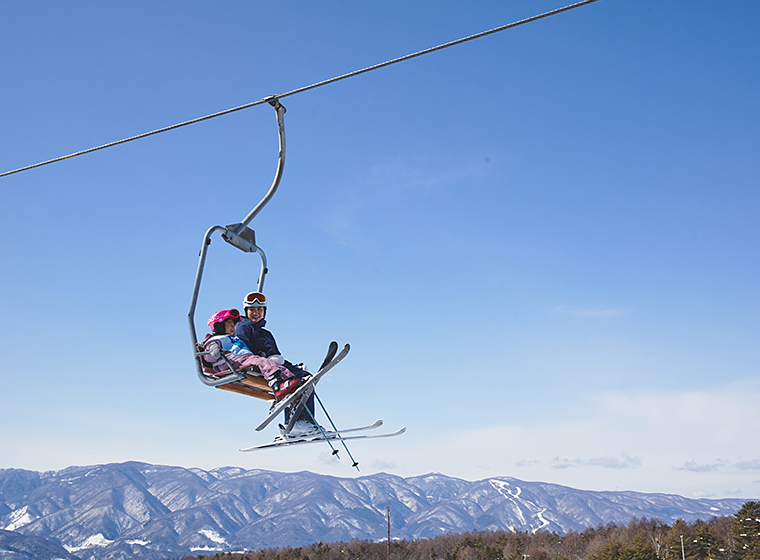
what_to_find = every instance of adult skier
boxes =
[235,291,319,438]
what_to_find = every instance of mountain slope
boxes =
[0,463,748,560]
[0,528,81,560]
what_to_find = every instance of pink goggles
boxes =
[207,308,241,329]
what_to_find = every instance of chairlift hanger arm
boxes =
[222,97,286,253]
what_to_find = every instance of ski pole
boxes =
[302,397,341,458]
[313,392,360,470]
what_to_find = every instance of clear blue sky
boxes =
[1,0,758,500]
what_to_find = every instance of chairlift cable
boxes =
[1,0,602,179]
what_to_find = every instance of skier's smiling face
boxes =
[246,306,265,322]
[223,318,237,335]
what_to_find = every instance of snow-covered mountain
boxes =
[0,462,747,560]
[0,529,81,560]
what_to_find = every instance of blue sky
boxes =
[1,0,758,500]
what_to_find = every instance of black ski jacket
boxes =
[235,318,280,358]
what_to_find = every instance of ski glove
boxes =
[207,343,222,361]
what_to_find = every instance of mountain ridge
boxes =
[0,462,749,560]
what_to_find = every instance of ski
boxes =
[281,341,348,434]
[282,419,383,440]
[240,427,406,452]
[240,420,384,451]
[255,343,350,432]
[240,420,383,451]
[319,341,339,370]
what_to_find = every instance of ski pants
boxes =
[215,354,295,381]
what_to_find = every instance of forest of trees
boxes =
[181,501,760,560]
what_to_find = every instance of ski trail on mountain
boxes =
[490,480,550,533]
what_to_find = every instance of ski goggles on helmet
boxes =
[207,308,241,329]
[243,291,267,307]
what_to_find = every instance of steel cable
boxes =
[1,0,601,179]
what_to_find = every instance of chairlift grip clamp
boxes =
[265,96,286,114]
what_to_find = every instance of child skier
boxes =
[201,309,303,401]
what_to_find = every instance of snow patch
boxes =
[4,506,37,531]
[199,528,227,544]
[64,534,114,552]
[125,539,151,546]
[400,495,418,509]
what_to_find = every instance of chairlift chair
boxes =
[187,98,286,401]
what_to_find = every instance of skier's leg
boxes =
[296,392,315,423]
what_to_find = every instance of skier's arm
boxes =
[234,321,254,353]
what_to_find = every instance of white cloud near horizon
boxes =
[678,459,760,473]
[594,378,760,446]
[551,454,642,470]
[375,377,760,498]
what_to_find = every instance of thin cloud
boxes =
[550,454,641,470]
[551,458,577,470]
[317,451,342,466]
[323,155,490,251]
[587,455,642,469]
[372,459,398,470]
[554,306,629,318]
[677,460,727,472]
[676,459,760,472]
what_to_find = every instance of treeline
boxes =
[181,500,760,560]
